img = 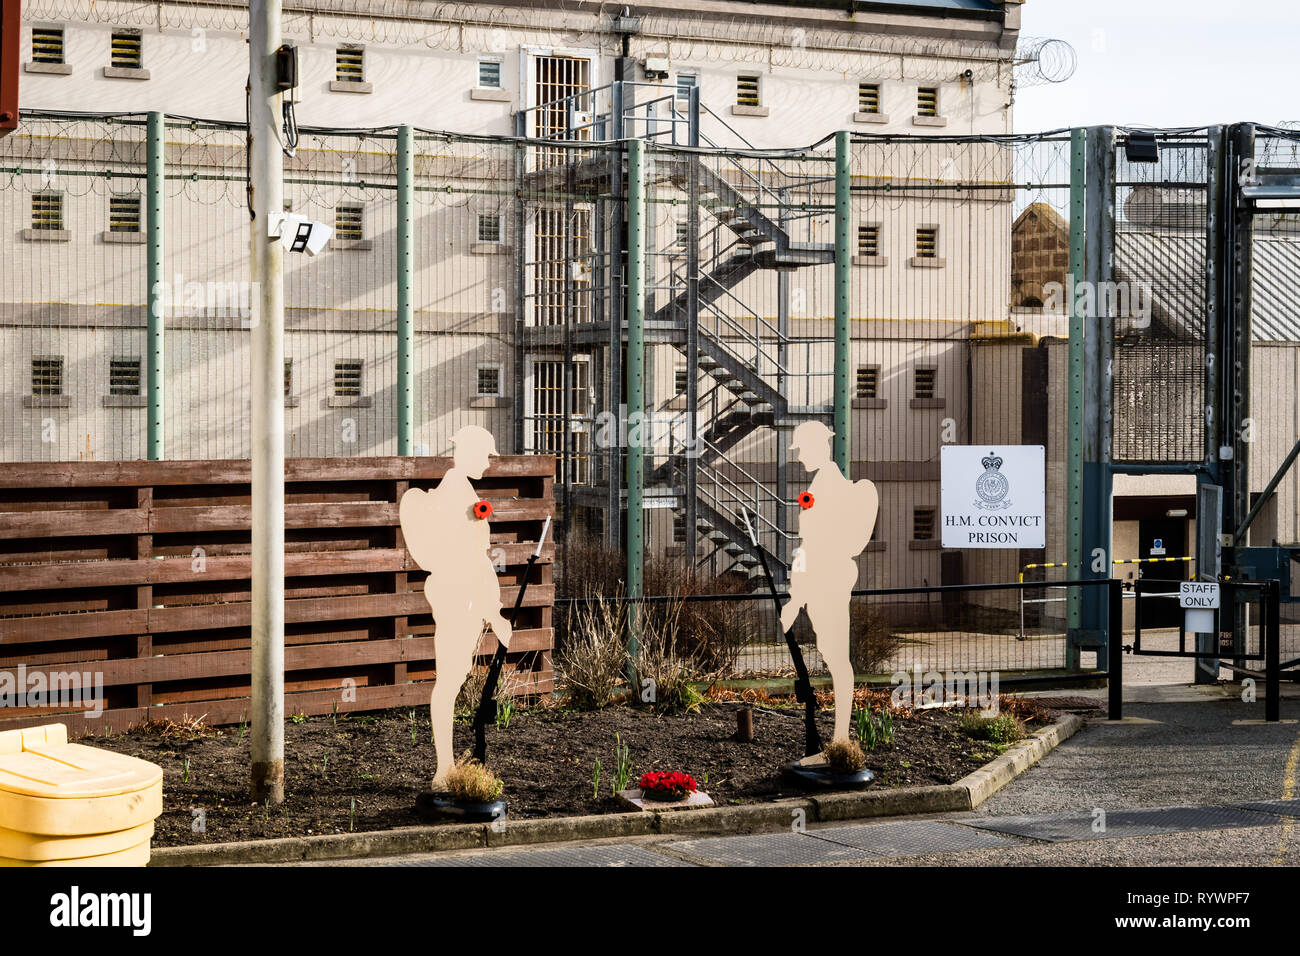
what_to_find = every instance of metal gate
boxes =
[1113,577,1283,722]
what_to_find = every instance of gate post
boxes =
[146,111,165,461]
[1266,579,1280,723]
[396,125,414,455]
[1108,577,1123,720]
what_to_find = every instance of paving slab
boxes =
[964,804,1282,842]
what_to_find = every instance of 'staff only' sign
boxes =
[941,445,1046,549]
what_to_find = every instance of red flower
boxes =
[797,491,815,510]
[473,499,493,520]
[638,770,698,794]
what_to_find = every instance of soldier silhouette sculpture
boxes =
[399,425,512,790]
[779,421,879,750]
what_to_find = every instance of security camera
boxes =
[268,211,332,256]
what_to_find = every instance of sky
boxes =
[1014,0,1300,132]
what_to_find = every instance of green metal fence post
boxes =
[146,111,165,460]
[1065,127,1086,670]
[833,130,851,473]
[396,125,415,455]
[626,138,646,679]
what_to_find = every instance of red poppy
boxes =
[797,491,815,510]
[638,770,698,794]
[473,499,493,520]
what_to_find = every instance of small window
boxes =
[476,213,502,244]
[858,82,880,114]
[857,225,880,257]
[32,357,64,396]
[476,364,502,398]
[336,45,365,83]
[674,221,689,249]
[914,366,937,400]
[335,204,363,241]
[675,72,697,101]
[856,365,878,400]
[110,31,143,70]
[334,360,363,397]
[915,227,938,259]
[284,359,294,398]
[913,507,936,541]
[109,194,141,233]
[672,511,686,544]
[674,365,689,395]
[478,58,502,89]
[31,192,62,230]
[109,357,141,396]
[917,87,939,117]
[737,74,760,107]
[31,27,65,64]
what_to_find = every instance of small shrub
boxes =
[823,737,866,774]
[557,591,629,710]
[445,756,504,803]
[959,711,1025,744]
[849,599,901,674]
[634,597,705,715]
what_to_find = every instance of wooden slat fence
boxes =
[0,456,555,735]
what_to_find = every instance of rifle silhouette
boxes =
[741,508,823,757]
[471,516,550,764]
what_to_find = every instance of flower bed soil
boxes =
[89,698,1087,847]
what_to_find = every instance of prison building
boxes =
[2,0,1133,600]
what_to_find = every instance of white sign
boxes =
[940,445,1046,549]
[1179,581,1220,609]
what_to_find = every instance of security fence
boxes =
[5,111,1300,682]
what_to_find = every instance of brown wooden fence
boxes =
[0,456,555,735]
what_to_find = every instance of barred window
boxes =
[737,74,760,107]
[857,225,880,257]
[31,192,62,230]
[856,365,879,400]
[915,227,938,259]
[32,357,64,396]
[477,213,502,243]
[110,31,142,70]
[336,45,364,83]
[914,366,938,400]
[476,364,502,397]
[917,87,939,117]
[109,194,141,233]
[478,59,502,89]
[913,508,936,541]
[109,357,141,396]
[858,82,880,114]
[32,27,65,64]
[335,204,363,241]
[334,360,363,397]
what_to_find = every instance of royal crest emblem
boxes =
[974,451,1012,510]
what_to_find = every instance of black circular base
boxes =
[415,791,507,823]
[781,760,875,790]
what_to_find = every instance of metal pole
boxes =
[396,125,414,455]
[146,111,165,461]
[1108,577,1123,720]
[249,0,285,805]
[626,138,645,679]
[1065,127,1087,671]
[833,130,851,473]
[1266,579,1280,723]
[1082,126,1115,669]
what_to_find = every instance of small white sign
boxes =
[1179,581,1220,609]
[941,445,1046,549]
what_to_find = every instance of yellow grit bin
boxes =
[0,723,163,866]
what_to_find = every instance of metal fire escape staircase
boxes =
[516,80,834,581]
